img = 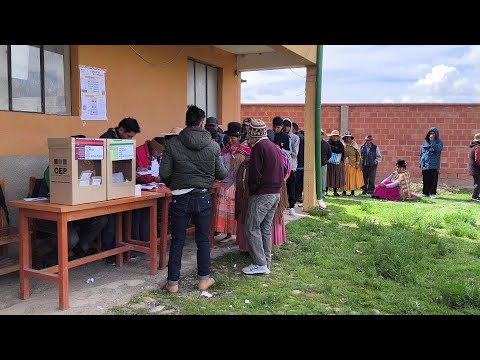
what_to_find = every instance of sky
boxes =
[240,45,480,104]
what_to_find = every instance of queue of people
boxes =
[35,106,477,294]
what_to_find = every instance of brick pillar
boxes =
[340,105,349,134]
[303,66,317,211]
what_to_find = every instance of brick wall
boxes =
[241,103,480,187]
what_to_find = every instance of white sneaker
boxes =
[242,264,271,275]
[318,199,327,209]
[289,208,297,216]
[417,193,426,197]
[430,194,437,199]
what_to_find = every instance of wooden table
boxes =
[9,191,164,310]
[138,182,221,270]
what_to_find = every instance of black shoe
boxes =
[361,190,367,195]
[472,196,480,202]
[350,191,355,196]
[341,191,347,196]
[334,192,340,197]
[105,256,116,266]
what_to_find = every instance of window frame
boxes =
[2,45,71,115]
[187,58,219,119]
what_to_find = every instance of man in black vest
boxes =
[360,134,382,195]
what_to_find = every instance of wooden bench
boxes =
[0,178,19,276]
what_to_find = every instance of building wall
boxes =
[1,45,239,225]
[0,45,240,157]
[241,103,480,187]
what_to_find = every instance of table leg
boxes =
[115,212,123,267]
[58,214,69,310]
[149,201,158,275]
[124,211,132,262]
[19,209,30,300]
[159,197,169,269]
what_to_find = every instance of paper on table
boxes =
[137,170,153,176]
[140,184,157,190]
[23,197,49,202]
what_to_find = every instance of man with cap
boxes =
[205,116,226,149]
[136,137,166,184]
[360,134,382,195]
[241,117,252,143]
[242,119,284,275]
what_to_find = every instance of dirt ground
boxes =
[0,209,304,315]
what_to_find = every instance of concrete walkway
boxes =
[0,208,307,315]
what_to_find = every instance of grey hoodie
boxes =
[160,126,227,190]
[283,118,300,171]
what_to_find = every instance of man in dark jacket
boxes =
[242,119,284,276]
[160,105,227,293]
[321,130,332,196]
[360,134,382,195]
[468,133,480,201]
[293,122,304,202]
[99,117,141,139]
[99,117,141,264]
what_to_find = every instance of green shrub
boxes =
[437,280,480,308]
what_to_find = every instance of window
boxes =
[0,45,71,115]
[187,59,218,119]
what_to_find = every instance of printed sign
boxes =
[109,143,134,160]
[75,139,105,160]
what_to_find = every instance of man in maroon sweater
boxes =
[242,119,284,275]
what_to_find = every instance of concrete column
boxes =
[303,65,317,212]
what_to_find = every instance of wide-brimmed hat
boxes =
[342,131,354,140]
[328,130,340,137]
[473,133,480,142]
[161,127,183,137]
[225,122,242,137]
[365,134,374,141]
[396,159,407,168]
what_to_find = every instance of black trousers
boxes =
[361,165,377,194]
[422,169,439,195]
[473,173,480,198]
[286,170,297,209]
[295,169,304,201]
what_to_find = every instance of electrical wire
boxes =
[289,68,306,79]
[128,46,185,67]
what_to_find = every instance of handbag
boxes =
[328,152,342,165]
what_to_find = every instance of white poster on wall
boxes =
[79,65,107,120]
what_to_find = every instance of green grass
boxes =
[111,190,480,315]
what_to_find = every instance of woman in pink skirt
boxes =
[215,122,250,242]
[373,159,416,201]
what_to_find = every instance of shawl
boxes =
[392,170,412,200]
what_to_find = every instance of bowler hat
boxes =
[225,122,242,137]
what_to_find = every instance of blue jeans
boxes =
[167,190,212,285]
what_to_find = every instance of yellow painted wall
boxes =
[0,45,240,156]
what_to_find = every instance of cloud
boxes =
[241,45,480,104]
